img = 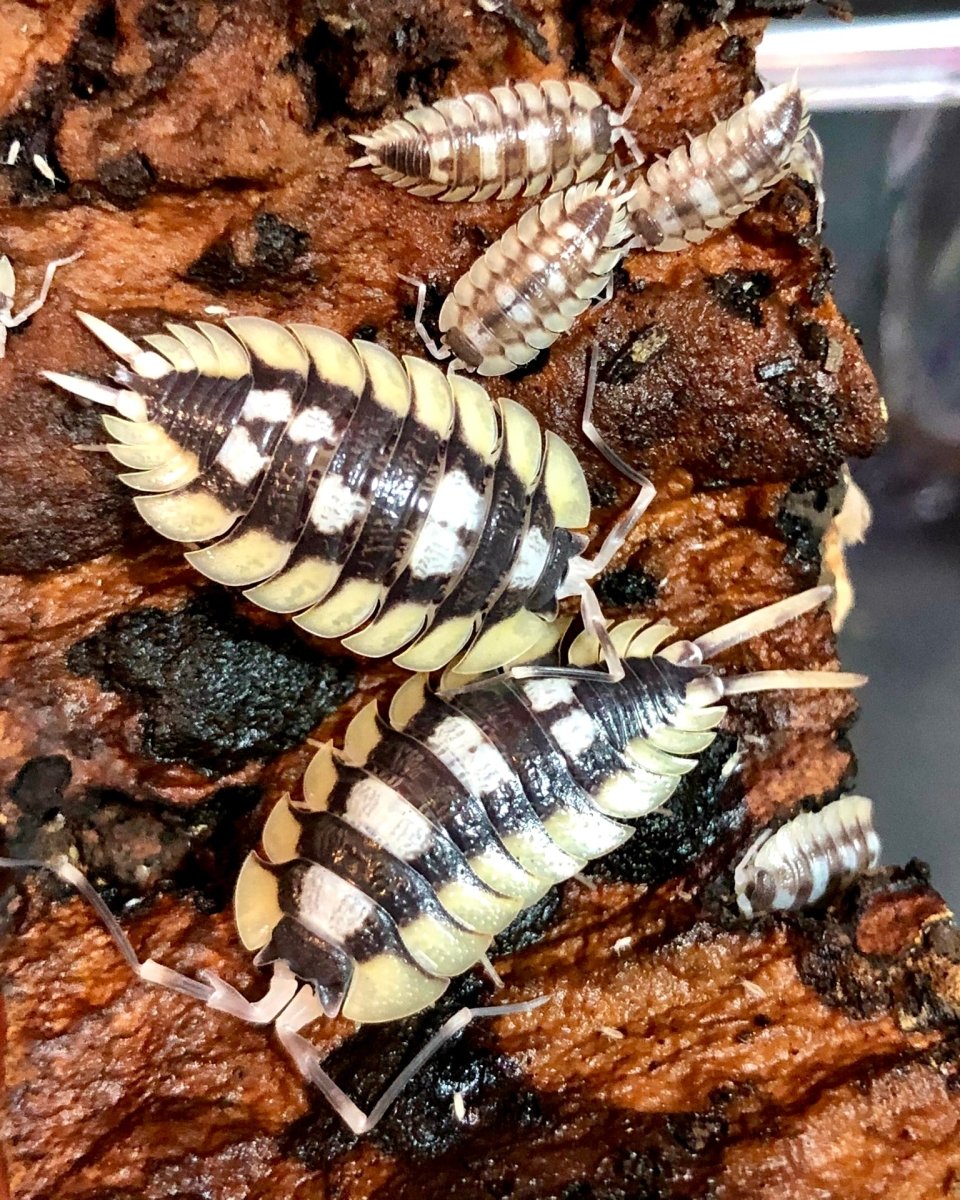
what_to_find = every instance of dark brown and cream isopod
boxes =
[350,30,642,203]
[734,795,880,917]
[45,313,635,674]
[424,84,812,375]
[2,585,865,1134]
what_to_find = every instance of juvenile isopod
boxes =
[2,584,865,1133]
[626,82,810,251]
[734,795,881,917]
[351,29,642,202]
[417,172,635,376]
[45,311,647,674]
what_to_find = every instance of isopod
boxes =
[425,172,635,375]
[734,795,881,917]
[2,584,864,1134]
[45,312,647,674]
[626,83,810,252]
[350,29,642,202]
[0,251,81,359]
[420,85,812,376]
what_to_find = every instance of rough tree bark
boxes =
[1,2,958,1198]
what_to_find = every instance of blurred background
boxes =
[761,3,960,907]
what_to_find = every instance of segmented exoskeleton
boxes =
[626,83,809,251]
[350,31,642,202]
[434,173,634,375]
[734,795,880,917]
[46,312,634,674]
[418,85,811,375]
[2,585,864,1134]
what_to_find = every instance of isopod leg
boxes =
[4,251,82,330]
[611,24,642,129]
[398,274,452,362]
[0,855,298,1021]
[276,995,549,1135]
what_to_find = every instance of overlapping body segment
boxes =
[626,83,810,251]
[352,80,616,202]
[438,175,635,375]
[46,314,597,672]
[231,587,864,1026]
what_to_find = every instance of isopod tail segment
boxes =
[0,852,548,1137]
[349,26,644,204]
[44,311,632,677]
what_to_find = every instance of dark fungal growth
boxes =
[46,312,621,675]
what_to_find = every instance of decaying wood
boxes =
[1,3,957,1198]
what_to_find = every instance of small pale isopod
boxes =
[626,83,809,252]
[351,30,641,203]
[46,311,645,674]
[2,584,864,1133]
[423,173,634,375]
[734,795,881,917]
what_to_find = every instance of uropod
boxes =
[46,312,649,675]
[3,585,865,1134]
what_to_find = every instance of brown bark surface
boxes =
[1,3,957,1199]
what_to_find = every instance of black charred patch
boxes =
[0,0,121,201]
[137,0,208,87]
[282,973,543,1164]
[96,151,155,208]
[66,590,355,775]
[286,3,463,127]
[776,476,843,577]
[589,480,618,509]
[707,270,774,327]
[599,326,670,387]
[716,34,751,65]
[2,752,263,917]
[795,318,831,367]
[184,215,312,294]
[588,734,740,888]
[351,322,379,342]
[764,374,844,478]
[253,213,310,274]
[595,565,659,609]
[480,0,550,61]
[492,888,562,957]
[806,246,836,306]
[451,221,494,254]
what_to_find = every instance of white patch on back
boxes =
[216,425,266,485]
[408,468,485,579]
[523,677,577,713]
[242,387,293,423]
[297,864,373,941]
[345,775,432,859]
[310,473,367,533]
[508,526,549,589]
[549,709,597,757]
[287,406,336,445]
[427,716,514,795]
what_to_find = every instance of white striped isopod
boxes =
[734,795,881,917]
[351,31,642,203]
[627,83,810,252]
[2,585,865,1134]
